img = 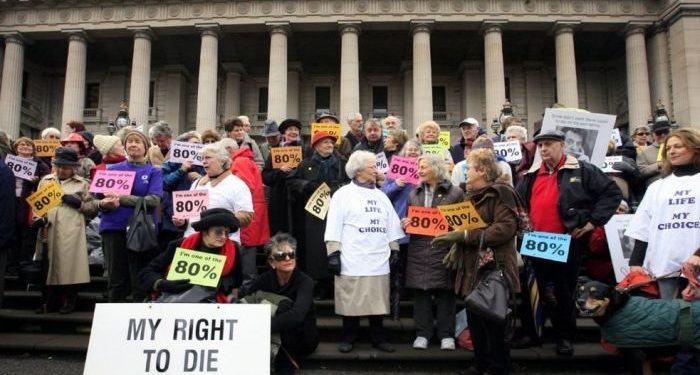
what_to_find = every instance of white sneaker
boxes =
[440,337,456,351]
[412,336,429,350]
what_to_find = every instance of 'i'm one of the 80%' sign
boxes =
[83,303,271,375]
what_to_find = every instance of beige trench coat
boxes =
[35,174,97,285]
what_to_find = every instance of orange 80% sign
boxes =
[271,146,302,169]
[405,206,449,237]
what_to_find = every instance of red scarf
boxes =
[177,232,237,303]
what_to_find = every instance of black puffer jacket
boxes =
[405,180,464,291]
[516,154,622,232]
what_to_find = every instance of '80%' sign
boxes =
[170,140,204,166]
[90,170,135,195]
[166,247,225,288]
[172,190,209,220]
[519,231,571,263]
[5,154,37,181]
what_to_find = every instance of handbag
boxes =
[464,232,512,323]
[126,198,158,253]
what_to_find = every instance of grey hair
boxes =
[417,153,450,181]
[237,115,250,124]
[505,125,528,142]
[201,142,231,168]
[176,131,201,142]
[364,118,382,130]
[345,150,376,178]
[219,137,239,151]
[264,232,298,260]
[382,116,402,128]
[149,121,172,138]
[347,112,363,122]
[41,127,61,139]
[400,139,423,157]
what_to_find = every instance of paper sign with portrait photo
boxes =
[539,108,616,168]
[604,214,635,282]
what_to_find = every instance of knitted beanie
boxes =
[93,135,120,156]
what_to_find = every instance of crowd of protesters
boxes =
[0,107,699,374]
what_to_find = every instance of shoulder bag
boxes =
[464,232,512,323]
[126,198,158,253]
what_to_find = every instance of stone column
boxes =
[339,21,361,132]
[647,27,672,116]
[287,62,302,120]
[267,22,290,122]
[163,65,189,133]
[483,22,506,124]
[195,25,219,132]
[128,27,152,130]
[524,62,544,135]
[0,33,25,139]
[625,24,652,129]
[411,20,434,127]
[669,17,700,127]
[554,23,579,108]
[459,61,484,124]
[60,30,88,135]
[401,61,413,132]
[222,62,244,120]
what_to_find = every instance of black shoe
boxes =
[338,342,353,353]
[555,339,574,356]
[59,295,77,315]
[372,341,395,353]
[511,335,533,349]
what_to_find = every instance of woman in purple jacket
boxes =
[98,130,162,302]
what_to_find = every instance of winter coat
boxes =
[637,142,664,187]
[338,131,363,159]
[405,180,464,290]
[601,297,700,350]
[14,156,50,225]
[513,141,537,185]
[230,147,270,247]
[262,145,296,235]
[160,160,205,233]
[353,138,384,154]
[516,155,622,233]
[147,145,169,167]
[380,178,415,245]
[287,153,350,279]
[35,174,97,285]
[0,160,16,249]
[454,183,521,296]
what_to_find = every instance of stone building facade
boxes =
[0,0,698,139]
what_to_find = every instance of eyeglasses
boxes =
[210,228,230,238]
[271,251,296,261]
[654,130,670,136]
[635,132,649,136]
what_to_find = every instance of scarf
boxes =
[311,152,338,181]
[103,154,126,165]
[672,164,700,177]
[352,178,375,189]
[179,232,237,303]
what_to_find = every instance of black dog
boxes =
[577,280,700,375]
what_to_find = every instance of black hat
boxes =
[651,121,671,133]
[315,112,339,124]
[278,119,303,134]
[52,147,81,166]
[79,131,95,148]
[533,129,566,143]
[192,208,240,233]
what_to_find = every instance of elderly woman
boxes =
[8,137,50,275]
[433,149,521,375]
[176,142,253,246]
[324,150,405,353]
[140,208,242,303]
[98,130,163,302]
[241,233,319,372]
[416,121,454,167]
[160,131,205,252]
[353,118,384,154]
[383,128,408,163]
[287,131,350,298]
[632,125,651,153]
[38,127,62,165]
[400,154,464,351]
[60,132,96,179]
[34,147,97,314]
[201,129,221,144]
[451,136,513,189]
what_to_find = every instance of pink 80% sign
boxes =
[173,190,209,219]
[90,170,135,195]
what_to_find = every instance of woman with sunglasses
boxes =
[140,208,242,303]
[240,233,319,373]
[638,121,672,188]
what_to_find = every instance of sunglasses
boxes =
[271,251,296,261]
[635,132,649,136]
[209,228,230,238]
[654,130,669,136]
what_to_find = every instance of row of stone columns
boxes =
[0,21,673,138]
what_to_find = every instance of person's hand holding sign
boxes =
[99,192,120,210]
[571,222,594,239]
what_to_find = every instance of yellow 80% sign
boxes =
[271,146,302,169]
[166,248,226,288]
[437,201,487,231]
[26,180,63,217]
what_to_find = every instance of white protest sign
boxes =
[493,141,523,162]
[604,214,635,282]
[5,154,37,180]
[539,108,616,168]
[84,303,271,375]
[375,152,389,174]
[600,156,622,173]
[611,128,622,147]
[170,141,204,166]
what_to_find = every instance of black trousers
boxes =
[341,316,386,344]
[103,231,153,302]
[531,251,582,341]
[413,289,455,340]
[8,223,37,271]
[467,310,510,375]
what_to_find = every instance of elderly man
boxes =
[147,121,172,167]
[259,119,280,163]
[381,116,402,130]
[516,130,621,356]
[504,125,536,185]
[339,112,364,159]
[637,120,671,188]
[450,117,483,163]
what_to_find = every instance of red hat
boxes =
[61,132,87,152]
[311,131,337,148]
